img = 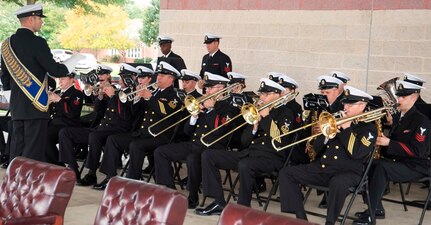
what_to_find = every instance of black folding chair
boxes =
[302,148,377,225]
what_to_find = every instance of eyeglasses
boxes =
[343,102,366,106]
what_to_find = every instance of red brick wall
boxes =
[161,0,431,10]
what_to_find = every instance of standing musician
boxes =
[198,33,232,90]
[154,72,235,209]
[195,78,294,215]
[353,79,431,225]
[92,62,183,190]
[279,86,377,225]
[46,72,83,165]
[0,3,82,162]
[156,36,185,88]
[58,65,133,183]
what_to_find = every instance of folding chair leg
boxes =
[303,187,313,204]
[173,161,185,190]
[419,187,431,225]
[120,160,129,176]
[200,196,207,207]
[399,182,408,211]
[263,178,279,211]
[226,176,240,203]
[79,158,86,176]
[253,183,263,207]
[146,168,154,182]
[406,182,412,195]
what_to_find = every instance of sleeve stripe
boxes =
[398,142,414,157]
[347,133,356,155]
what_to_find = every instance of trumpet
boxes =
[200,91,299,147]
[119,82,158,103]
[271,107,390,151]
[147,83,242,137]
[83,82,109,96]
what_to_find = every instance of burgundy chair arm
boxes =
[0,215,62,225]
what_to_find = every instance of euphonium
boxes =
[373,77,399,159]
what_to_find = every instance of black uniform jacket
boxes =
[241,106,295,162]
[312,121,377,175]
[137,86,183,139]
[383,106,431,176]
[200,50,232,78]
[328,93,345,114]
[1,28,70,120]
[49,86,83,127]
[97,94,132,132]
[184,100,236,151]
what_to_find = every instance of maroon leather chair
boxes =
[0,157,76,225]
[94,176,187,225]
[217,203,320,225]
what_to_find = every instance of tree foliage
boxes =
[58,2,133,52]
[0,1,19,41]
[0,0,126,11]
[139,0,159,46]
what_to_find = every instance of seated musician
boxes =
[46,71,83,165]
[92,62,183,190]
[154,72,236,209]
[58,64,133,184]
[353,78,431,225]
[278,86,377,225]
[195,78,295,215]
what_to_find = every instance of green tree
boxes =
[139,0,159,46]
[0,1,19,41]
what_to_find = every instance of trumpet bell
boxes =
[241,103,259,125]
[184,95,200,115]
[318,111,337,139]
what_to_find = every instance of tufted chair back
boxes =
[217,203,320,225]
[94,176,187,225]
[0,157,76,225]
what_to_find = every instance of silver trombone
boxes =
[200,91,299,147]
[119,82,158,103]
[147,83,243,137]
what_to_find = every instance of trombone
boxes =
[119,82,158,103]
[271,107,390,151]
[200,91,299,147]
[147,83,243,137]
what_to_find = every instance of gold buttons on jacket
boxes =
[150,119,153,122]
[335,146,339,149]
[204,125,208,128]
[141,126,144,128]
[251,141,255,144]
[327,146,329,148]
[152,112,154,115]
[264,133,267,136]
[197,125,200,128]
[194,133,197,136]
[321,164,326,168]
[334,156,338,159]
[111,109,114,112]
[192,139,195,142]
[261,142,265,145]
[323,155,327,158]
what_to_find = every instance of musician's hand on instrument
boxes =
[198,80,205,89]
[141,89,152,99]
[376,134,390,146]
[203,98,215,109]
[104,86,115,97]
[48,93,61,103]
[385,112,393,126]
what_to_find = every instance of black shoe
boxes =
[318,195,327,209]
[355,209,385,219]
[1,162,9,169]
[195,202,224,216]
[76,174,97,186]
[188,197,199,209]
[352,215,373,225]
[93,177,111,190]
[257,182,267,193]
